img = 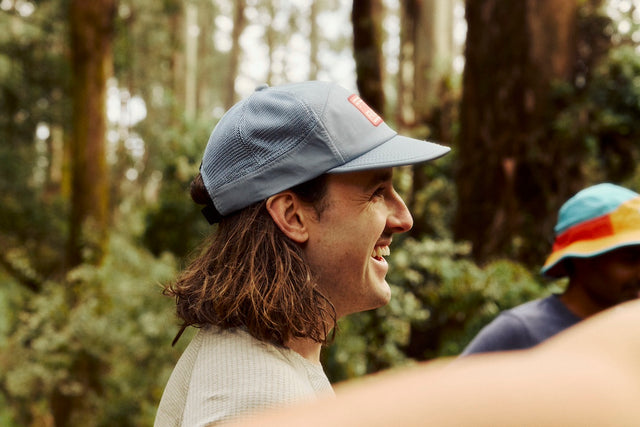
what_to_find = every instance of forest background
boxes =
[3,0,640,425]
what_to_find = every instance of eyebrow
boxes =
[367,169,393,187]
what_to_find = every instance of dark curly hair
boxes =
[164,173,336,347]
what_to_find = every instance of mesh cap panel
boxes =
[201,91,318,198]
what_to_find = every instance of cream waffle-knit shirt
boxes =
[154,326,334,427]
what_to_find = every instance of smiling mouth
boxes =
[372,245,390,260]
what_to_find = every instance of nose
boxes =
[387,189,413,233]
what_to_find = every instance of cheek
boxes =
[610,263,638,282]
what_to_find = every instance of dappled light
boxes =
[2,0,640,425]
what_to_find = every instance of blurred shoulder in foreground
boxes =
[229,298,640,427]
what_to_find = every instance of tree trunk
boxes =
[67,0,116,269]
[309,1,320,80]
[224,0,246,109]
[197,0,216,115]
[168,1,184,115]
[184,2,198,119]
[455,0,583,265]
[397,0,455,238]
[61,3,116,425]
[264,0,277,86]
[397,0,417,130]
[413,0,454,123]
[351,0,385,112]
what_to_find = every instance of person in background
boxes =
[154,81,450,426]
[462,183,640,355]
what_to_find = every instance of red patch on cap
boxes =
[348,94,383,126]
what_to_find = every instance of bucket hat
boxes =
[199,81,450,223]
[541,183,640,277]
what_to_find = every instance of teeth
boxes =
[372,246,390,258]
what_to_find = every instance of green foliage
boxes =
[405,154,457,240]
[140,116,214,257]
[323,238,556,382]
[0,234,187,426]
[3,0,639,424]
[587,45,640,180]
[554,44,640,183]
[0,3,71,282]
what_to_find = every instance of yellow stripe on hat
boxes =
[610,197,640,233]
[542,196,640,277]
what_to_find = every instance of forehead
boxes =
[326,168,394,189]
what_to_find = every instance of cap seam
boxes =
[214,107,324,213]
[200,81,451,218]
[311,83,346,164]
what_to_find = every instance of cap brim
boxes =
[541,230,640,277]
[327,134,450,173]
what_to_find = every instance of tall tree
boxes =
[61,4,117,425]
[184,1,199,119]
[168,0,185,115]
[197,0,217,115]
[351,0,384,111]
[397,0,457,238]
[67,0,117,268]
[455,0,589,265]
[224,0,246,109]
[398,0,454,126]
[309,0,320,80]
[264,0,278,85]
[0,1,71,289]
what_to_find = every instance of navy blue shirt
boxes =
[461,295,581,355]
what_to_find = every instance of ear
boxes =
[266,191,310,244]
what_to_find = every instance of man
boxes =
[462,183,640,355]
[154,81,450,426]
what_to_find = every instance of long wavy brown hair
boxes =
[164,173,336,346]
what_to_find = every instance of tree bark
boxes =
[197,0,216,115]
[224,0,246,109]
[413,0,454,123]
[397,0,417,129]
[397,0,455,238]
[352,0,385,112]
[455,0,583,265]
[264,0,277,86]
[61,2,117,426]
[67,0,116,269]
[309,1,320,80]
[168,0,184,116]
[184,2,198,119]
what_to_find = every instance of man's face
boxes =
[572,246,640,309]
[302,168,413,318]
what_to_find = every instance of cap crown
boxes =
[200,81,449,217]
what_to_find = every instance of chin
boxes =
[372,282,392,307]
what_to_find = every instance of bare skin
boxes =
[269,168,412,365]
[229,299,640,427]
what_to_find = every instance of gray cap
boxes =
[200,81,450,221]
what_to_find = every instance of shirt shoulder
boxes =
[461,308,533,355]
[461,296,581,356]
[159,327,332,427]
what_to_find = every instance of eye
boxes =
[371,186,386,199]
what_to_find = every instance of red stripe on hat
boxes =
[552,214,614,251]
